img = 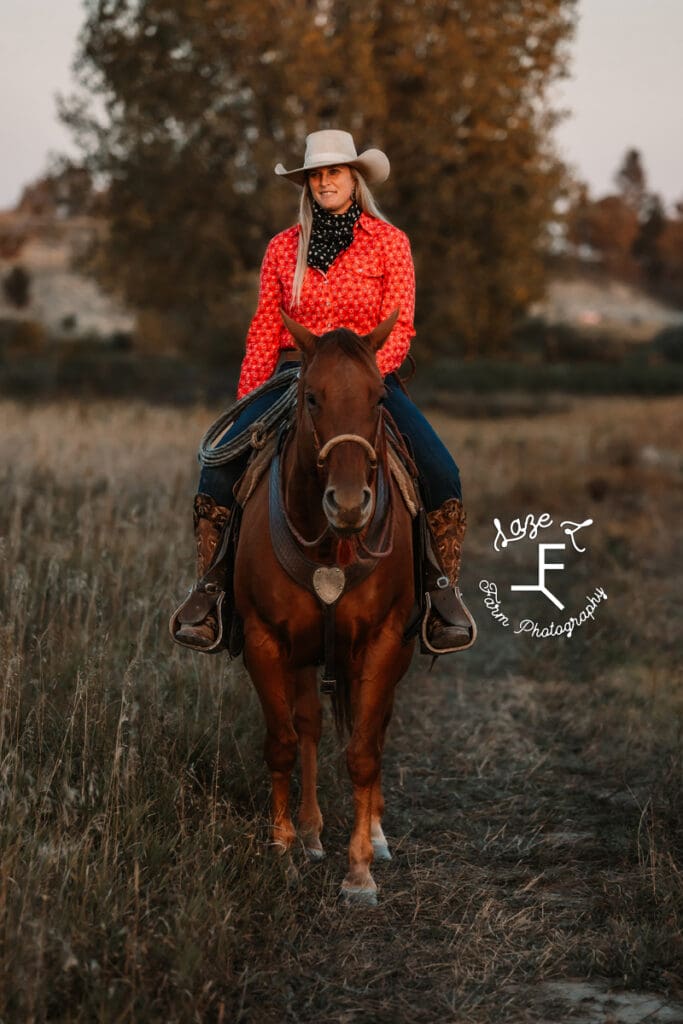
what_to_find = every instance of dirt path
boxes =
[223,474,683,1023]
[223,574,681,1023]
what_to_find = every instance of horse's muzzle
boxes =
[323,485,373,534]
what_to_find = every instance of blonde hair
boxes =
[291,168,390,307]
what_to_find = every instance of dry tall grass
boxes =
[0,395,681,1022]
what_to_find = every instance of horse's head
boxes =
[281,308,399,535]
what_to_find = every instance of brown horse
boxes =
[234,310,415,904]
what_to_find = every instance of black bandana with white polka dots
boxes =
[307,200,362,273]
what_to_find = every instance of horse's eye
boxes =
[377,390,387,407]
[305,392,317,409]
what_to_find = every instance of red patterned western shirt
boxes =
[236,212,416,398]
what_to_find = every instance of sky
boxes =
[0,0,682,211]
[553,0,683,208]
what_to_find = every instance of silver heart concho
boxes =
[312,566,346,605]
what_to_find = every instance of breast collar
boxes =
[268,427,394,692]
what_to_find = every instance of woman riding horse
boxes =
[171,129,476,654]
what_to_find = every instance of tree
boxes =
[632,193,666,288]
[366,0,577,354]
[564,151,683,308]
[565,150,670,289]
[17,166,98,219]
[3,266,31,308]
[615,148,646,215]
[62,0,577,359]
[566,190,639,278]
[657,202,683,306]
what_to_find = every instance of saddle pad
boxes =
[387,448,419,517]
[234,433,278,508]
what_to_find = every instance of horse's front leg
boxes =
[244,624,298,852]
[342,636,412,903]
[343,710,384,903]
[294,667,324,860]
[370,702,394,862]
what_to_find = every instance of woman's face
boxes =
[308,165,355,214]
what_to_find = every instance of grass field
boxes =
[0,394,681,1023]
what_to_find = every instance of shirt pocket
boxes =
[347,256,384,279]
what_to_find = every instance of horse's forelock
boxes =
[310,328,379,377]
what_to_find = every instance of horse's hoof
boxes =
[271,840,295,856]
[304,846,325,863]
[339,884,378,907]
[372,841,392,862]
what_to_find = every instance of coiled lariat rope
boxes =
[198,367,300,468]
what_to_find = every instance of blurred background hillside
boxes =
[1,0,682,401]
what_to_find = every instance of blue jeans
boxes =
[383,375,462,509]
[198,370,462,512]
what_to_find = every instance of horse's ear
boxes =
[365,308,400,352]
[280,308,317,357]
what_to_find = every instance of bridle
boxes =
[310,398,383,472]
[283,392,390,555]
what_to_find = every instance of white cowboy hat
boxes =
[274,130,390,187]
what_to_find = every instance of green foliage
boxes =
[652,324,683,363]
[421,350,683,399]
[0,341,240,403]
[510,317,627,362]
[3,338,680,404]
[62,0,577,360]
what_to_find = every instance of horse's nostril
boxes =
[361,488,372,512]
[325,488,339,511]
